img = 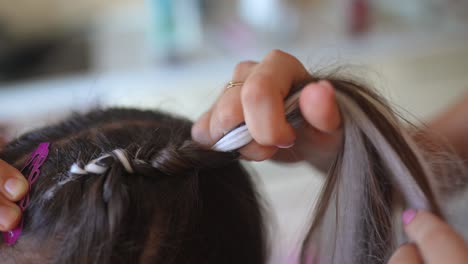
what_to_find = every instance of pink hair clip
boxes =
[2,142,50,245]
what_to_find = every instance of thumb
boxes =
[402,209,468,264]
[299,80,341,134]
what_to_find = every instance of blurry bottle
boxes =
[146,0,203,63]
[238,0,299,41]
[348,0,371,36]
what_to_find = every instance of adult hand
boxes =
[192,50,342,170]
[388,209,468,264]
[0,159,28,231]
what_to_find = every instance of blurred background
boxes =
[0,0,467,262]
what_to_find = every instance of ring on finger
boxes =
[226,81,244,89]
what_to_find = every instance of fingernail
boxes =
[402,209,417,225]
[318,80,331,88]
[0,205,20,229]
[276,142,295,149]
[4,178,28,198]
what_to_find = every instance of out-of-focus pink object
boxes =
[349,0,371,35]
[2,142,50,245]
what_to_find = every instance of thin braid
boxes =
[3,109,171,162]
[5,121,158,165]
[70,149,134,175]
[0,108,267,264]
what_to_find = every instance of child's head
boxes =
[0,108,267,264]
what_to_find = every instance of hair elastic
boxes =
[70,149,134,175]
[212,91,302,152]
[2,142,50,245]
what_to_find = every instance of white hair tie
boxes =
[212,91,302,152]
[112,149,134,173]
[70,149,134,175]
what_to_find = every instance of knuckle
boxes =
[191,122,205,140]
[233,61,256,78]
[266,49,288,60]
[0,206,20,230]
[265,49,303,70]
[191,112,210,137]
[216,105,241,130]
[241,75,273,105]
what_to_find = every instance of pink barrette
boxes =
[2,142,50,245]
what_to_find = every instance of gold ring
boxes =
[226,81,244,89]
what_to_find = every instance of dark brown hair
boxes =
[0,108,267,264]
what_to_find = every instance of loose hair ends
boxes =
[300,78,442,264]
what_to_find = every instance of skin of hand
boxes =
[191,50,342,170]
[426,92,468,161]
[0,160,28,231]
[388,210,468,264]
[192,50,468,263]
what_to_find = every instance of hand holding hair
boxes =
[194,49,468,263]
[0,49,464,263]
[191,50,342,169]
[388,210,468,264]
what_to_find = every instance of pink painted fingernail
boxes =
[402,209,417,225]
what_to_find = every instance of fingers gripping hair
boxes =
[298,77,447,264]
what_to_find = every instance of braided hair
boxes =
[0,108,267,264]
